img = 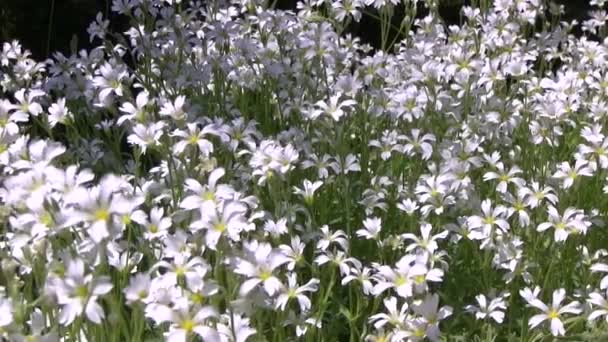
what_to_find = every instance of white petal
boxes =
[85,301,104,324]
[550,317,565,336]
[528,314,547,329]
[239,278,262,296]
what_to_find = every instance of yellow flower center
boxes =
[214,222,226,233]
[135,110,146,122]
[181,319,195,332]
[414,275,426,285]
[192,292,205,304]
[40,211,54,227]
[294,254,303,264]
[395,276,408,287]
[149,224,159,234]
[122,215,131,225]
[75,285,89,299]
[175,266,187,277]
[94,208,110,222]
[260,270,272,281]
[548,310,559,319]
[202,191,215,201]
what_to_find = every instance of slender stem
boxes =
[46,0,56,57]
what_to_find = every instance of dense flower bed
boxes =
[2,0,608,340]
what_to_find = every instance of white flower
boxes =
[372,255,428,298]
[590,262,608,289]
[263,218,288,238]
[153,255,209,290]
[74,180,126,243]
[55,258,113,325]
[301,154,334,179]
[402,129,435,160]
[124,273,152,305]
[518,181,558,209]
[332,0,363,22]
[467,199,510,238]
[330,153,361,174]
[369,296,408,330]
[180,168,234,212]
[111,0,137,14]
[483,163,525,193]
[92,61,129,102]
[537,206,590,242]
[190,201,248,250]
[312,94,357,121]
[275,273,320,311]
[250,140,299,185]
[234,241,289,296]
[401,223,448,255]
[87,12,109,42]
[397,198,419,215]
[118,90,152,125]
[587,290,608,322]
[293,179,323,205]
[341,263,374,295]
[520,286,542,303]
[356,217,382,240]
[282,310,322,337]
[465,293,507,323]
[160,95,188,121]
[217,313,257,342]
[48,98,71,127]
[552,160,594,189]
[172,123,216,156]
[160,306,220,342]
[279,236,306,271]
[133,206,172,240]
[412,293,453,341]
[317,225,349,251]
[13,309,58,341]
[13,88,44,117]
[128,121,165,154]
[523,288,581,336]
[0,99,26,134]
[0,297,13,328]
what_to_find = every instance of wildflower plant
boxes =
[3,0,608,340]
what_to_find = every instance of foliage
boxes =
[2,0,608,341]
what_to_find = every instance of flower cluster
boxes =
[2,0,608,341]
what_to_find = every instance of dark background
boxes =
[0,0,593,60]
